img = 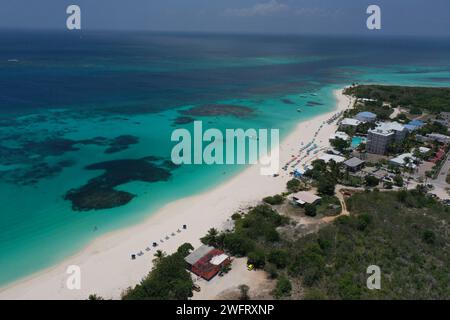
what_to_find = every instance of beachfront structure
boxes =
[319,154,346,163]
[185,245,231,281]
[329,131,350,141]
[340,118,361,129]
[292,191,321,207]
[343,157,365,172]
[366,121,407,155]
[355,111,377,123]
[389,153,417,169]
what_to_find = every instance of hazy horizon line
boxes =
[1,26,450,40]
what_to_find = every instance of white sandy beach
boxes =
[0,88,354,300]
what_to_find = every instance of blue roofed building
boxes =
[408,119,425,127]
[355,111,377,123]
[404,119,425,132]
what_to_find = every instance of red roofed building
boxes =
[431,147,446,163]
[185,245,231,281]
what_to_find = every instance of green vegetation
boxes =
[247,250,266,268]
[341,174,364,188]
[286,179,301,192]
[263,194,284,205]
[304,203,317,217]
[345,85,450,114]
[316,195,342,216]
[330,138,350,154]
[393,174,404,187]
[274,275,292,299]
[418,121,448,135]
[304,160,339,196]
[296,189,450,299]
[343,96,393,120]
[197,187,449,300]
[220,205,289,257]
[201,228,221,247]
[364,175,379,187]
[122,243,194,300]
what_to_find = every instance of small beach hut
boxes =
[291,191,321,207]
[185,245,231,281]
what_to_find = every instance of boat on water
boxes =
[297,108,302,112]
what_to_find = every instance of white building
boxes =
[292,191,322,206]
[367,121,407,155]
[319,154,346,163]
[418,147,431,154]
[329,131,350,141]
[389,153,417,169]
[340,118,361,128]
[426,133,450,144]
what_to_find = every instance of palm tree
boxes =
[201,228,219,246]
[153,250,166,264]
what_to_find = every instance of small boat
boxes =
[297,108,302,112]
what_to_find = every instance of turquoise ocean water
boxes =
[0,31,450,286]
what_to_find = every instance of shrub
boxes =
[365,175,379,187]
[231,213,242,220]
[223,233,255,256]
[393,175,404,187]
[263,194,284,205]
[317,176,336,196]
[268,249,289,269]
[422,230,436,245]
[247,250,266,269]
[287,179,301,192]
[274,276,292,299]
[122,247,194,300]
[304,203,317,217]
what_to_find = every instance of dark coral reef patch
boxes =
[179,104,254,118]
[64,157,175,211]
[172,116,195,126]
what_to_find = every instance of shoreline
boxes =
[0,88,354,300]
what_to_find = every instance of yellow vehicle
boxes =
[247,264,254,271]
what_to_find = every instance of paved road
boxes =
[427,151,450,200]
[432,150,450,187]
